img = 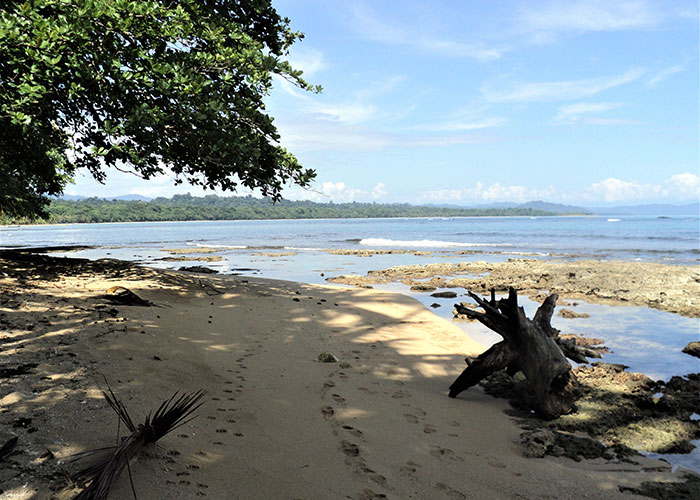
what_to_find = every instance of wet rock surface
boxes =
[682,341,700,359]
[327,259,700,317]
[481,363,700,459]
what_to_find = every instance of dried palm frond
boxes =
[73,388,206,500]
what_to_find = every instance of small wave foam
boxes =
[189,243,247,249]
[284,246,325,251]
[607,218,621,222]
[359,238,512,248]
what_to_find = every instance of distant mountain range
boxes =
[470,200,699,216]
[59,195,698,216]
[471,201,589,214]
[588,202,699,216]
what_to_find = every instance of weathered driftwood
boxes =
[449,288,583,419]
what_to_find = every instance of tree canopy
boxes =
[0,0,318,218]
[1,194,572,224]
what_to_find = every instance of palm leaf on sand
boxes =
[73,388,206,500]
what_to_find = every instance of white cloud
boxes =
[284,181,387,203]
[552,102,643,125]
[519,1,664,33]
[666,173,700,199]
[647,64,687,87]
[287,48,325,78]
[586,177,662,202]
[421,182,556,203]
[482,69,644,103]
[425,117,507,132]
[313,102,377,124]
[350,4,506,61]
[371,182,388,199]
[273,49,326,99]
[585,173,700,202]
[555,102,623,120]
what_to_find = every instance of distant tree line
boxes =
[1,194,578,224]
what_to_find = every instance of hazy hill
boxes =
[590,202,699,216]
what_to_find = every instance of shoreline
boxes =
[1,252,698,499]
[0,213,600,228]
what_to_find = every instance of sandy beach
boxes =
[1,251,697,499]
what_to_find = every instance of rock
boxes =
[430,291,458,299]
[682,341,700,358]
[318,352,339,363]
[430,303,441,308]
[558,308,590,319]
[179,265,218,274]
[410,284,436,292]
[520,429,555,458]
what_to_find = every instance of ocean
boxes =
[2,214,698,264]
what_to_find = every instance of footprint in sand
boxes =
[391,390,411,399]
[435,482,467,500]
[429,445,464,462]
[400,460,421,475]
[403,413,419,424]
[340,440,359,457]
[423,424,437,434]
[332,394,346,406]
[360,488,388,500]
[342,425,363,437]
[321,405,335,418]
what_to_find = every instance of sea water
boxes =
[1,215,698,264]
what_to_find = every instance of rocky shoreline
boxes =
[327,258,700,318]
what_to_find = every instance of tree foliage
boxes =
[0,0,318,218]
[1,194,569,224]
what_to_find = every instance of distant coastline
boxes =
[3,194,587,224]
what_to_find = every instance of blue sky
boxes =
[69,0,699,206]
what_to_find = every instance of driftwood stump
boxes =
[449,288,593,419]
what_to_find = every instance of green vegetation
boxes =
[1,0,317,219]
[2,194,576,224]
